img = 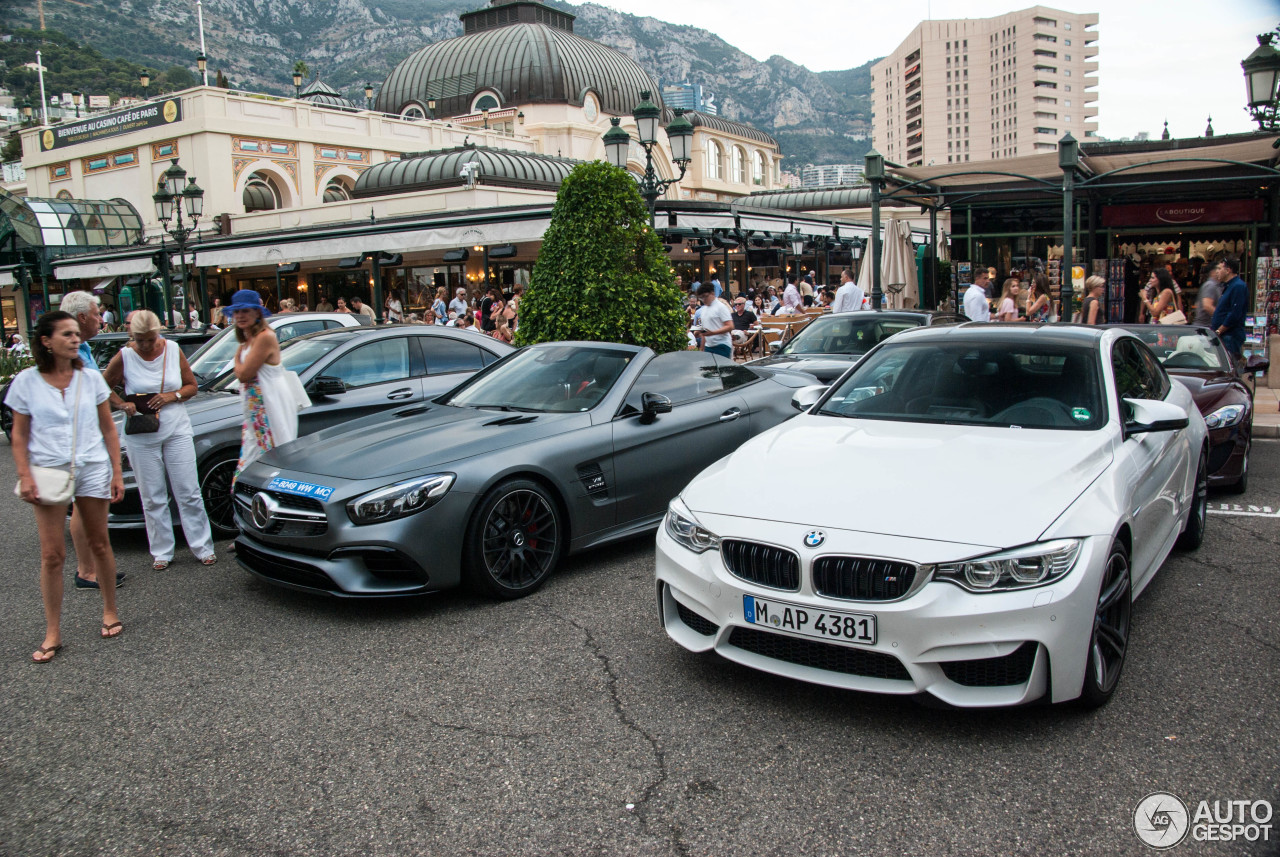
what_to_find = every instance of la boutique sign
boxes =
[1101,199,1263,228]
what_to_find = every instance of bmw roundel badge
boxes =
[803,530,825,548]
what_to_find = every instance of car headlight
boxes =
[1204,404,1245,429]
[664,496,720,553]
[346,474,455,525]
[935,539,1081,592]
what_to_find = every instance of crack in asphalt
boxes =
[562,616,689,857]
[1216,615,1280,654]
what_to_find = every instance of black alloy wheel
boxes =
[1175,449,1208,551]
[199,453,240,538]
[465,479,562,599]
[1077,539,1132,709]
[1227,437,1249,495]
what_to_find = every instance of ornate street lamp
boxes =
[1059,132,1081,323]
[20,99,33,126]
[71,91,82,119]
[139,70,151,100]
[601,92,694,226]
[152,159,205,328]
[364,82,374,110]
[197,54,208,81]
[292,68,303,98]
[1242,33,1280,132]
[864,148,886,311]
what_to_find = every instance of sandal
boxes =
[199,554,217,566]
[153,560,170,571]
[33,643,63,664]
[101,622,123,639]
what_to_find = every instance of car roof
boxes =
[282,324,516,347]
[892,322,1110,347]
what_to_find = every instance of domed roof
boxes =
[375,0,662,119]
[299,80,357,111]
[351,144,578,198]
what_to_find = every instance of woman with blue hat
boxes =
[226,290,300,481]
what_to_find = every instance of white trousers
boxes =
[127,430,215,562]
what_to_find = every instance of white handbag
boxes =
[14,372,81,505]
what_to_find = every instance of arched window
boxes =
[706,140,723,181]
[243,172,283,213]
[752,151,766,186]
[731,146,745,183]
[472,92,500,112]
[400,105,426,121]
[322,177,352,203]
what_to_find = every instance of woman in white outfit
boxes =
[225,290,298,481]
[103,310,215,570]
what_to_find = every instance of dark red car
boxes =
[1112,325,1268,493]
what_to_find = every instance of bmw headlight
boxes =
[935,539,1081,592]
[664,496,720,553]
[346,474,455,525]
[1204,404,1245,429]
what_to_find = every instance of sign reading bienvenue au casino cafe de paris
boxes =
[40,98,182,152]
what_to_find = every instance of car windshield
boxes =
[444,345,634,412]
[1120,328,1229,372]
[818,339,1107,430]
[209,333,352,393]
[777,314,921,356]
[188,326,241,382]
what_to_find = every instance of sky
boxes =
[593,0,1280,140]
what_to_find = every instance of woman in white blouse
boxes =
[5,311,125,663]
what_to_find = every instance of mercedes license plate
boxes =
[743,595,876,646]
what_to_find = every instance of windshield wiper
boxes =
[470,404,542,413]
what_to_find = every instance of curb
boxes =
[1254,423,1280,439]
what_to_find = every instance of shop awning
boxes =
[91,277,115,294]
[54,256,156,280]
[194,217,553,268]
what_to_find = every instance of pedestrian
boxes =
[6,311,125,662]
[800,273,815,307]
[831,268,865,314]
[8,333,28,355]
[385,292,403,324]
[449,288,469,319]
[209,298,223,324]
[315,295,334,313]
[781,277,803,314]
[696,282,733,358]
[1081,276,1106,325]
[102,310,215,571]
[1025,274,1052,323]
[491,312,514,344]
[1140,269,1182,323]
[101,305,115,329]
[963,269,992,322]
[1210,258,1248,372]
[335,297,351,314]
[1193,262,1221,328]
[995,279,1021,322]
[480,287,505,333]
[226,290,298,481]
[350,296,377,323]
[432,287,449,325]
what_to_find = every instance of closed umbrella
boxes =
[882,219,918,310]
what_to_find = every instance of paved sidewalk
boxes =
[1254,380,1279,438]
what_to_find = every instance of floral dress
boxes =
[235,347,299,481]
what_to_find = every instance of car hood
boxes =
[259,405,586,481]
[1168,372,1246,415]
[682,416,1113,549]
[749,353,864,381]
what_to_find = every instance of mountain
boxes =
[2,0,875,168]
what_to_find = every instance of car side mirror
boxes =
[1245,354,1270,375]
[639,392,672,424]
[792,384,828,412]
[307,375,346,397]
[1123,397,1189,436]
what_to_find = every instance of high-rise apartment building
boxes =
[662,81,718,116]
[800,163,865,187]
[871,6,1098,168]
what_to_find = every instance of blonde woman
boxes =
[431,287,448,326]
[103,310,215,570]
[1081,276,1106,325]
[6,311,124,661]
[995,278,1021,322]
[226,290,297,481]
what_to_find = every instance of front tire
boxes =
[199,452,240,538]
[1077,539,1132,709]
[1226,437,1249,495]
[1176,449,1208,551]
[464,479,563,599]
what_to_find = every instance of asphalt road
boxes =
[1,442,1277,857]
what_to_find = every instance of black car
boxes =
[748,310,964,382]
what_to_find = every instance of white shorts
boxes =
[73,460,113,500]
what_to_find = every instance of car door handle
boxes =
[719,408,741,422]
[386,388,414,400]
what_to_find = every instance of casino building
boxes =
[1,0,914,331]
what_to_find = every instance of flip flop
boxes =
[101,622,123,639]
[33,644,63,664]
[153,560,170,571]
[200,555,217,566]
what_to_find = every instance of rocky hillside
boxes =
[4,0,874,167]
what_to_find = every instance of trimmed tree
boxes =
[515,161,687,353]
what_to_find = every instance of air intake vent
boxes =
[575,462,608,496]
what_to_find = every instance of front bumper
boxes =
[656,515,1106,707]
[1206,422,1248,486]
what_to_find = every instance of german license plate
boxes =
[743,595,876,646]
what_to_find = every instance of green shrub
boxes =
[0,350,32,385]
[515,162,687,353]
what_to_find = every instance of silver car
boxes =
[232,343,818,599]
[112,325,512,536]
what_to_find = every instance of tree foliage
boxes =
[515,162,687,353]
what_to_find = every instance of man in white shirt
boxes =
[696,283,734,358]
[448,288,470,319]
[963,270,992,322]
[781,278,803,314]
[831,268,865,314]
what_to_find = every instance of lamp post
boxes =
[864,148,885,311]
[364,83,374,110]
[427,99,436,120]
[1242,33,1280,132]
[850,237,864,285]
[152,159,204,329]
[788,229,806,291]
[292,69,303,98]
[602,92,694,227]
[71,91,82,119]
[139,70,151,100]
[20,99,33,126]
[197,54,208,83]
[1059,132,1080,324]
